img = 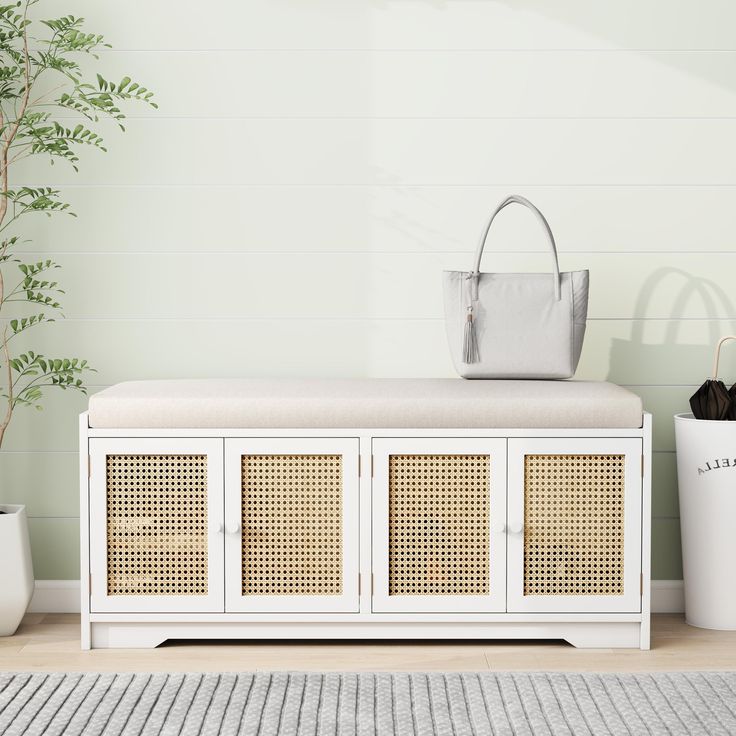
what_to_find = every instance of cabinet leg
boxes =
[563,623,641,649]
[81,619,91,651]
[91,623,169,649]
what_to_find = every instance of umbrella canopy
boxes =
[729,384,736,421]
[689,336,736,420]
[690,379,732,420]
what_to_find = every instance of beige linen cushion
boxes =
[87,379,643,429]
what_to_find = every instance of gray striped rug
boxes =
[1,671,736,735]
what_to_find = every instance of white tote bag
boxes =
[443,195,589,379]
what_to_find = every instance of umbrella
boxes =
[690,335,736,420]
[729,382,736,421]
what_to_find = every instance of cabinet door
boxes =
[225,438,359,613]
[89,438,224,613]
[372,438,507,613]
[507,438,642,613]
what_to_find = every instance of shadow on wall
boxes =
[371,186,465,252]
[607,268,736,386]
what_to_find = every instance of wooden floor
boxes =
[0,614,734,672]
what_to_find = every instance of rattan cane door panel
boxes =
[507,439,643,614]
[241,454,343,597]
[372,438,507,613]
[224,438,359,613]
[388,454,489,597]
[523,454,624,597]
[89,439,225,613]
[106,454,209,597]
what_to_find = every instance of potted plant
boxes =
[0,0,155,635]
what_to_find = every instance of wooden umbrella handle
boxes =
[712,336,736,379]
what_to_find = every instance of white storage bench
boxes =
[80,378,651,650]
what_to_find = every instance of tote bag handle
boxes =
[469,195,561,301]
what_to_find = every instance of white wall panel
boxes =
[11,251,736,320]
[20,185,736,254]
[13,118,736,186]
[9,318,733,388]
[58,0,736,51]
[57,50,736,119]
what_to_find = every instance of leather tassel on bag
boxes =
[462,307,479,364]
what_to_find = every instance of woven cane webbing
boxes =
[241,454,343,596]
[388,454,490,596]
[106,454,209,596]
[524,454,625,596]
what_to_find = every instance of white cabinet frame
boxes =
[89,438,225,614]
[224,438,360,613]
[80,418,652,650]
[372,438,507,613]
[507,437,643,614]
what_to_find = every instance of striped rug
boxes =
[1,671,735,735]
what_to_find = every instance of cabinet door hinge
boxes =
[371,573,374,595]
[371,455,374,478]
[358,573,361,596]
[87,455,91,478]
[88,572,92,592]
[641,455,645,478]
[358,455,362,478]
[640,573,643,596]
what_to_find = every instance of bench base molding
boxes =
[89,621,644,650]
[32,581,682,615]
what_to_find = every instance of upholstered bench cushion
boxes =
[88,379,643,429]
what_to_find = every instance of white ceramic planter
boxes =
[0,505,34,636]
[675,413,736,630]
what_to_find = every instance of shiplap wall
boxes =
[2,0,735,580]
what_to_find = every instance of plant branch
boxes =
[0,2,154,448]
[0,1,32,199]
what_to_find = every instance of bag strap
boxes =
[469,194,561,301]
